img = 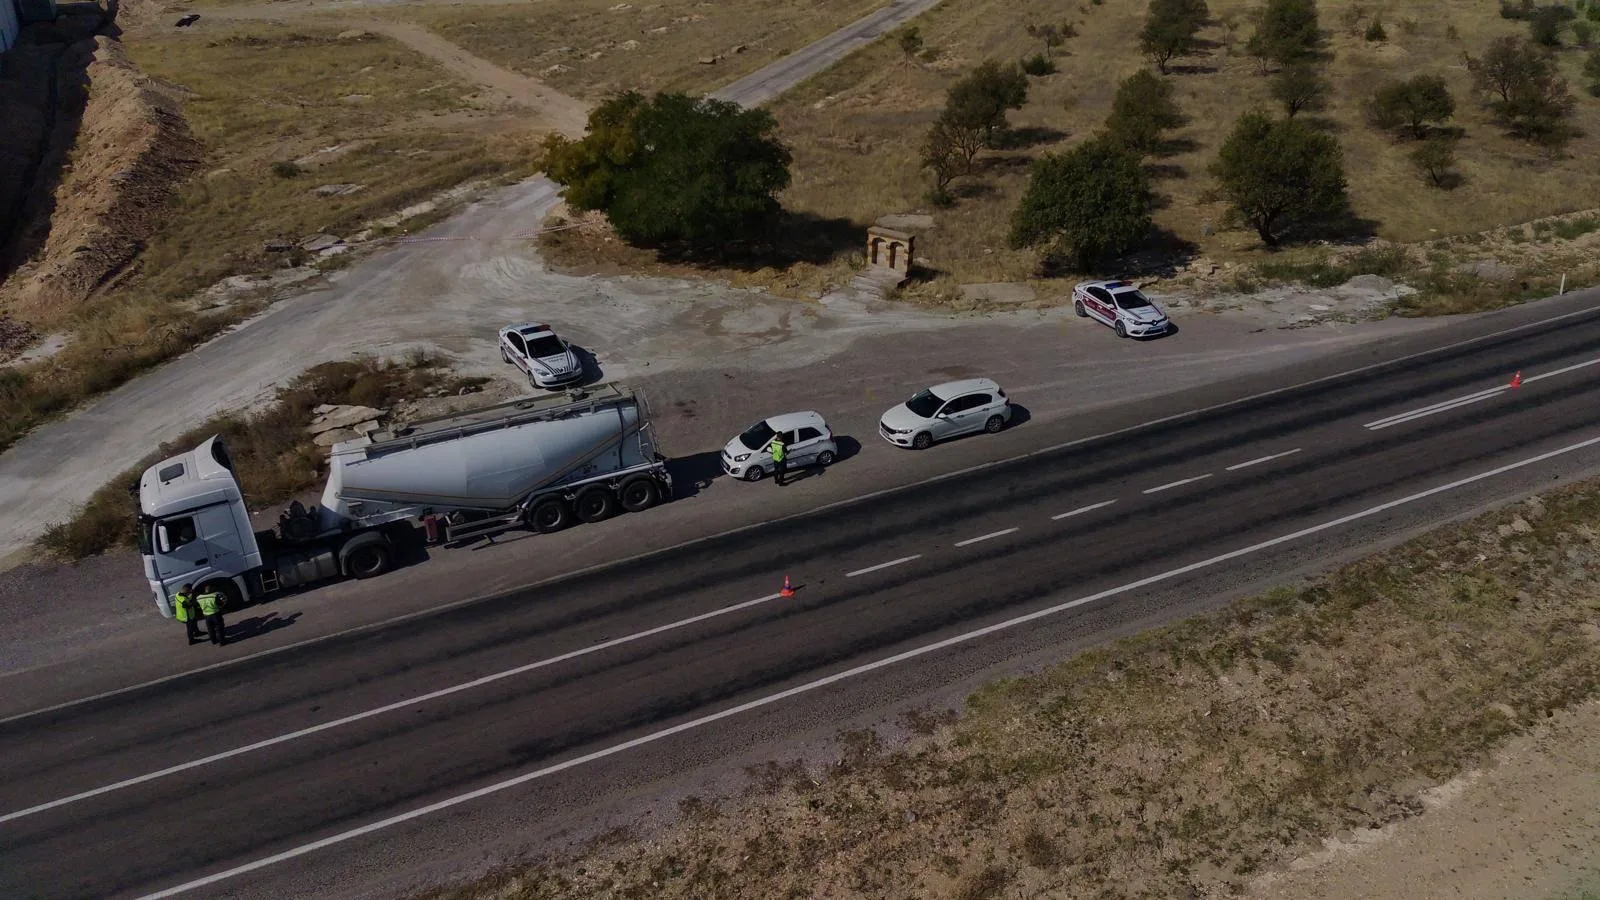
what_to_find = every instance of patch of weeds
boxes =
[1551,216,1600,240]
[270,160,304,178]
[954,864,1010,900]
[37,354,483,560]
[1253,245,1410,289]
[1018,822,1059,868]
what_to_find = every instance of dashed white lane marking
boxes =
[955,528,1020,547]
[845,556,922,578]
[1225,448,1304,471]
[133,431,1600,900]
[1142,473,1214,494]
[1051,500,1118,520]
[1366,356,1600,431]
[0,591,785,825]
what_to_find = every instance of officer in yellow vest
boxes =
[195,587,228,646]
[174,583,202,646]
[770,434,788,487]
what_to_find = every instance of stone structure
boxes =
[865,226,914,283]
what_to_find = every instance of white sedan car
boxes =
[879,378,1012,450]
[499,323,583,389]
[1072,280,1171,338]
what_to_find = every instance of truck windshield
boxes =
[738,420,776,451]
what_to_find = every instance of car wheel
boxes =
[816,450,836,467]
[529,498,570,533]
[744,465,766,482]
[984,415,1005,434]
[575,487,618,523]
[1114,320,1128,339]
[1074,299,1088,318]
[912,432,933,450]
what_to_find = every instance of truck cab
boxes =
[137,436,261,617]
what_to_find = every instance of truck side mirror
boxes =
[155,524,172,554]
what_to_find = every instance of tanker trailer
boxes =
[136,383,672,616]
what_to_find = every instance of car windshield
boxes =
[738,420,777,451]
[525,335,566,358]
[1113,290,1154,310]
[905,388,945,418]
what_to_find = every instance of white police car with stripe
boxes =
[1072,280,1172,338]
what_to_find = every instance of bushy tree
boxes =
[921,119,976,203]
[944,60,1030,146]
[1141,0,1211,73]
[1466,36,1577,143]
[1366,75,1456,139]
[1105,69,1186,154]
[1271,62,1329,116]
[542,91,792,249]
[1247,0,1325,70]
[896,25,924,63]
[1530,5,1574,44]
[1364,16,1387,40]
[1008,136,1153,272]
[1210,110,1348,246]
[1410,137,1459,188]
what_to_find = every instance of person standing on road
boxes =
[195,587,227,646]
[770,434,788,487]
[174,583,202,646]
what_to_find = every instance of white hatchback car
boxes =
[1072,280,1172,338]
[879,378,1012,450]
[721,411,839,481]
[499,323,583,389]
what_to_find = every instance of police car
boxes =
[1072,280,1172,338]
[498,323,583,389]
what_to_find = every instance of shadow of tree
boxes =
[646,211,861,273]
[995,125,1069,150]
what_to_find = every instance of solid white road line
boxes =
[1225,448,1304,471]
[133,431,1600,900]
[954,528,1019,547]
[1051,500,1118,520]
[10,301,1599,725]
[845,556,922,578]
[1143,473,1214,494]
[0,592,784,825]
[1365,355,1600,431]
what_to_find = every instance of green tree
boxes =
[1210,110,1348,247]
[1529,5,1572,45]
[1466,37,1577,143]
[1008,136,1154,272]
[542,91,792,249]
[944,60,1030,146]
[1366,74,1455,139]
[1141,0,1211,73]
[1271,62,1329,116]
[921,120,972,204]
[1364,16,1387,41]
[896,25,924,63]
[1105,69,1186,154]
[1246,0,1325,70]
[1410,137,1459,188]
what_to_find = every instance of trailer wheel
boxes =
[529,498,570,533]
[575,487,618,523]
[343,540,393,579]
[619,477,659,512]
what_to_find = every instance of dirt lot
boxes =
[425,480,1600,900]
[409,0,891,103]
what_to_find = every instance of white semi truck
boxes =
[137,383,672,617]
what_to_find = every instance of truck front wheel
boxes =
[529,498,570,533]
[345,542,393,579]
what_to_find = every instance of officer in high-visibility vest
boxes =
[770,434,788,487]
[195,587,228,646]
[173,583,201,646]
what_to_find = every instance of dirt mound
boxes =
[0,35,202,325]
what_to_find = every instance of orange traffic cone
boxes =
[1510,370,1523,389]
[780,575,796,598]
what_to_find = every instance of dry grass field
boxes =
[408,0,889,102]
[429,481,1600,900]
[744,0,1600,292]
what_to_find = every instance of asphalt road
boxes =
[4,301,1600,899]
